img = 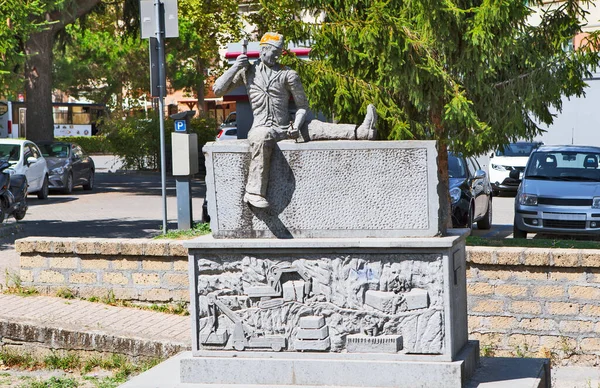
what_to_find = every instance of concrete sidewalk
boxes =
[1,293,599,387]
[0,294,190,359]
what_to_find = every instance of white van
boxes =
[0,101,20,138]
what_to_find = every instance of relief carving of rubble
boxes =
[196,254,445,354]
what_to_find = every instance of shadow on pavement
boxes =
[9,218,180,239]
[93,172,206,197]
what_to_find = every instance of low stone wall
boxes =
[15,237,189,303]
[467,246,600,365]
[15,237,600,364]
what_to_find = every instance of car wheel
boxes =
[37,175,49,199]
[82,170,94,191]
[477,198,493,230]
[14,198,27,221]
[513,222,527,239]
[62,172,73,194]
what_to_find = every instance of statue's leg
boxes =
[306,120,356,140]
[306,104,377,140]
[244,126,276,208]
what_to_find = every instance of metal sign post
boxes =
[141,0,178,234]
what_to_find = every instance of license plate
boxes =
[542,212,586,221]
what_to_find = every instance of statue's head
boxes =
[259,32,284,67]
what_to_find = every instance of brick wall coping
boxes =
[15,237,600,268]
[15,237,187,257]
[467,245,600,267]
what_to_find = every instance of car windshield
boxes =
[496,143,539,157]
[448,154,467,179]
[39,144,70,158]
[0,144,20,161]
[525,151,600,181]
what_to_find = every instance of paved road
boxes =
[0,155,206,287]
[470,193,516,239]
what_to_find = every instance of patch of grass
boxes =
[83,291,189,316]
[145,301,189,316]
[3,271,38,296]
[480,343,496,357]
[20,376,79,388]
[0,349,40,369]
[56,288,77,300]
[466,236,600,249]
[44,352,81,371]
[154,222,211,240]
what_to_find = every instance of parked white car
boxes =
[489,142,542,196]
[0,139,49,199]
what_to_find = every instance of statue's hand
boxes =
[235,54,249,69]
[287,123,299,139]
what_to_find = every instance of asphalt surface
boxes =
[0,155,206,287]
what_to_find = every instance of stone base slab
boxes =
[177,341,479,387]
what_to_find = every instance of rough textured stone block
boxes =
[103,272,129,285]
[69,272,97,284]
[346,334,403,353]
[81,258,110,270]
[142,258,172,271]
[49,257,78,269]
[203,140,443,238]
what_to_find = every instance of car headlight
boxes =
[450,187,462,205]
[51,166,65,175]
[518,193,538,206]
[593,197,600,209]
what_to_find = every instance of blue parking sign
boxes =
[175,120,187,132]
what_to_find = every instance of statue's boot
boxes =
[244,192,270,208]
[356,104,378,140]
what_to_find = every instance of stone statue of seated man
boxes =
[213,32,377,209]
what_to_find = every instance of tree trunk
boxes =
[431,108,452,233]
[22,0,101,141]
[24,30,55,142]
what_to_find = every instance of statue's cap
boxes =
[259,32,284,49]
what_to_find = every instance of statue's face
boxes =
[260,44,281,67]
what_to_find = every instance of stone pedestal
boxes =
[121,140,552,387]
[181,233,476,387]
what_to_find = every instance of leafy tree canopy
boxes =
[252,0,600,156]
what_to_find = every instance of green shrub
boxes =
[101,111,217,171]
[55,136,109,154]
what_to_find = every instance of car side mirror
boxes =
[509,170,520,179]
[26,156,37,166]
[489,153,494,158]
[474,170,486,179]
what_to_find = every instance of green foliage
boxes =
[20,376,79,388]
[44,352,81,371]
[254,0,600,156]
[102,112,217,171]
[0,349,39,369]
[154,222,211,240]
[3,272,39,296]
[54,13,148,110]
[55,287,77,300]
[0,0,61,93]
[55,136,110,154]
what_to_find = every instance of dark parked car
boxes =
[448,152,493,229]
[37,142,95,194]
[513,145,600,238]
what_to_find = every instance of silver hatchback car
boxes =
[513,145,600,238]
